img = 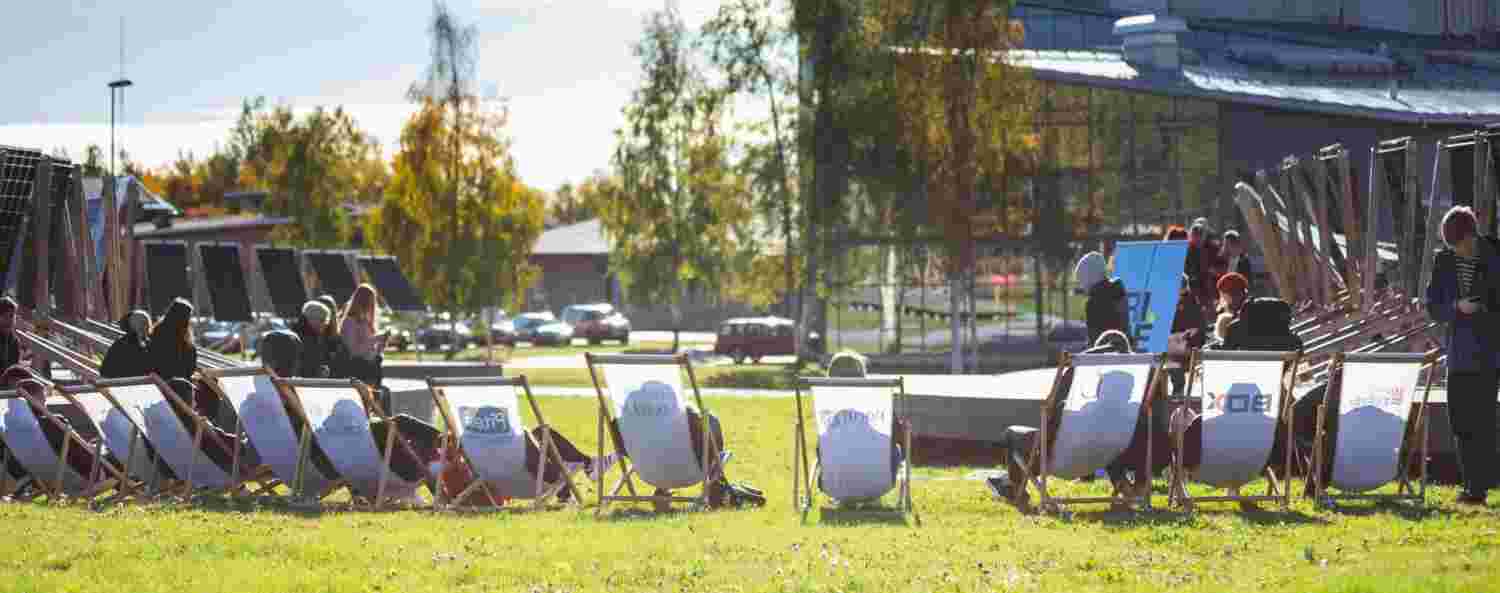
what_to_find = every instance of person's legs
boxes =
[1447,369,1498,500]
[367,419,426,483]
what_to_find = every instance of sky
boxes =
[0,0,753,192]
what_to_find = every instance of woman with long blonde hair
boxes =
[340,284,387,386]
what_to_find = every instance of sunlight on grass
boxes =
[2,396,1495,592]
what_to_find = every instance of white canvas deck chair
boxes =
[0,388,128,501]
[586,353,725,514]
[428,375,582,510]
[200,368,336,500]
[1309,352,1437,507]
[274,378,424,508]
[1170,351,1299,511]
[792,376,914,519]
[87,376,238,497]
[1004,352,1164,514]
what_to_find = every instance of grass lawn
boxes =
[4,396,1496,593]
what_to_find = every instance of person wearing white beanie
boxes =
[1074,251,1128,346]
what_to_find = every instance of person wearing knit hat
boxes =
[291,300,348,378]
[1075,251,1128,346]
[1213,273,1250,342]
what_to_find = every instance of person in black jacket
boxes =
[290,300,347,378]
[1425,206,1500,506]
[1075,251,1127,346]
[100,310,153,378]
[0,297,24,371]
[148,299,198,381]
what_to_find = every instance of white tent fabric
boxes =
[812,384,895,501]
[1050,353,1156,480]
[441,384,535,497]
[0,398,88,492]
[1331,359,1423,493]
[295,386,419,501]
[600,364,703,489]
[216,373,334,495]
[109,383,231,488]
[65,388,156,480]
[1194,358,1284,488]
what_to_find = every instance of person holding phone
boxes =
[340,283,387,387]
[1426,205,1500,506]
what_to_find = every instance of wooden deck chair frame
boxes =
[792,376,914,521]
[585,352,723,515]
[427,375,581,511]
[1007,352,1165,514]
[93,375,241,499]
[1309,351,1437,508]
[235,372,353,504]
[197,367,313,500]
[1169,350,1299,511]
[55,383,164,501]
[275,377,429,510]
[0,387,129,502]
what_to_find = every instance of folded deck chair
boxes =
[0,385,130,501]
[1001,352,1164,514]
[274,378,424,507]
[428,376,582,510]
[200,368,332,499]
[1169,350,1299,511]
[586,353,725,514]
[793,376,914,518]
[1309,352,1436,507]
[89,377,237,496]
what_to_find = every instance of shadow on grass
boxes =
[1061,505,1329,528]
[812,505,912,527]
[1317,499,1453,521]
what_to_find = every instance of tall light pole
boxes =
[108,78,132,180]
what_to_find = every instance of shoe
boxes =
[1457,491,1488,506]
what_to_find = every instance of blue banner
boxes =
[1112,240,1190,353]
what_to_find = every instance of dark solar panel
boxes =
[145,243,192,317]
[200,244,253,322]
[358,256,426,312]
[306,251,357,306]
[0,146,42,291]
[256,247,308,318]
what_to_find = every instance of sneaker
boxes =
[1457,491,1488,506]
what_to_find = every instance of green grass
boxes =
[514,364,807,390]
[4,396,1497,593]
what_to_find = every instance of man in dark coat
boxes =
[101,310,153,378]
[1426,205,1500,506]
[0,297,23,371]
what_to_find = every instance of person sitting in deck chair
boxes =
[0,297,27,371]
[161,378,261,476]
[256,329,343,483]
[148,299,198,382]
[607,382,735,508]
[433,411,615,505]
[101,310,153,379]
[291,301,349,379]
[2,367,116,482]
[818,351,906,494]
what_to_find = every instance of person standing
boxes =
[1221,230,1252,283]
[1425,206,1500,506]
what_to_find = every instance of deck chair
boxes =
[427,376,582,510]
[273,378,424,507]
[89,376,238,497]
[586,353,725,514]
[793,376,914,519]
[1169,350,1299,511]
[0,388,126,500]
[1001,352,1165,514]
[1309,352,1436,507]
[200,368,333,500]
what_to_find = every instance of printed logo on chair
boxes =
[1204,387,1271,417]
[818,408,887,433]
[460,405,512,436]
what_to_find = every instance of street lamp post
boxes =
[108,78,133,180]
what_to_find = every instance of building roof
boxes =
[532,219,609,256]
[1011,48,1500,124]
[82,176,181,218]
[1001,5,1500,124]
[133,214,291,239]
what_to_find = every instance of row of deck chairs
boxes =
[1001,349,1437,514]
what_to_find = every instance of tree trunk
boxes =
[880,243,898,353]
[949,269,963,374]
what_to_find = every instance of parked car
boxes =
[494,312,557,345]
[196,321,246,353]
[561,303,631,345]
[531,318,575,346]
[714,316,796,364]
[386,327,413,352]
[417,321,474,351]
